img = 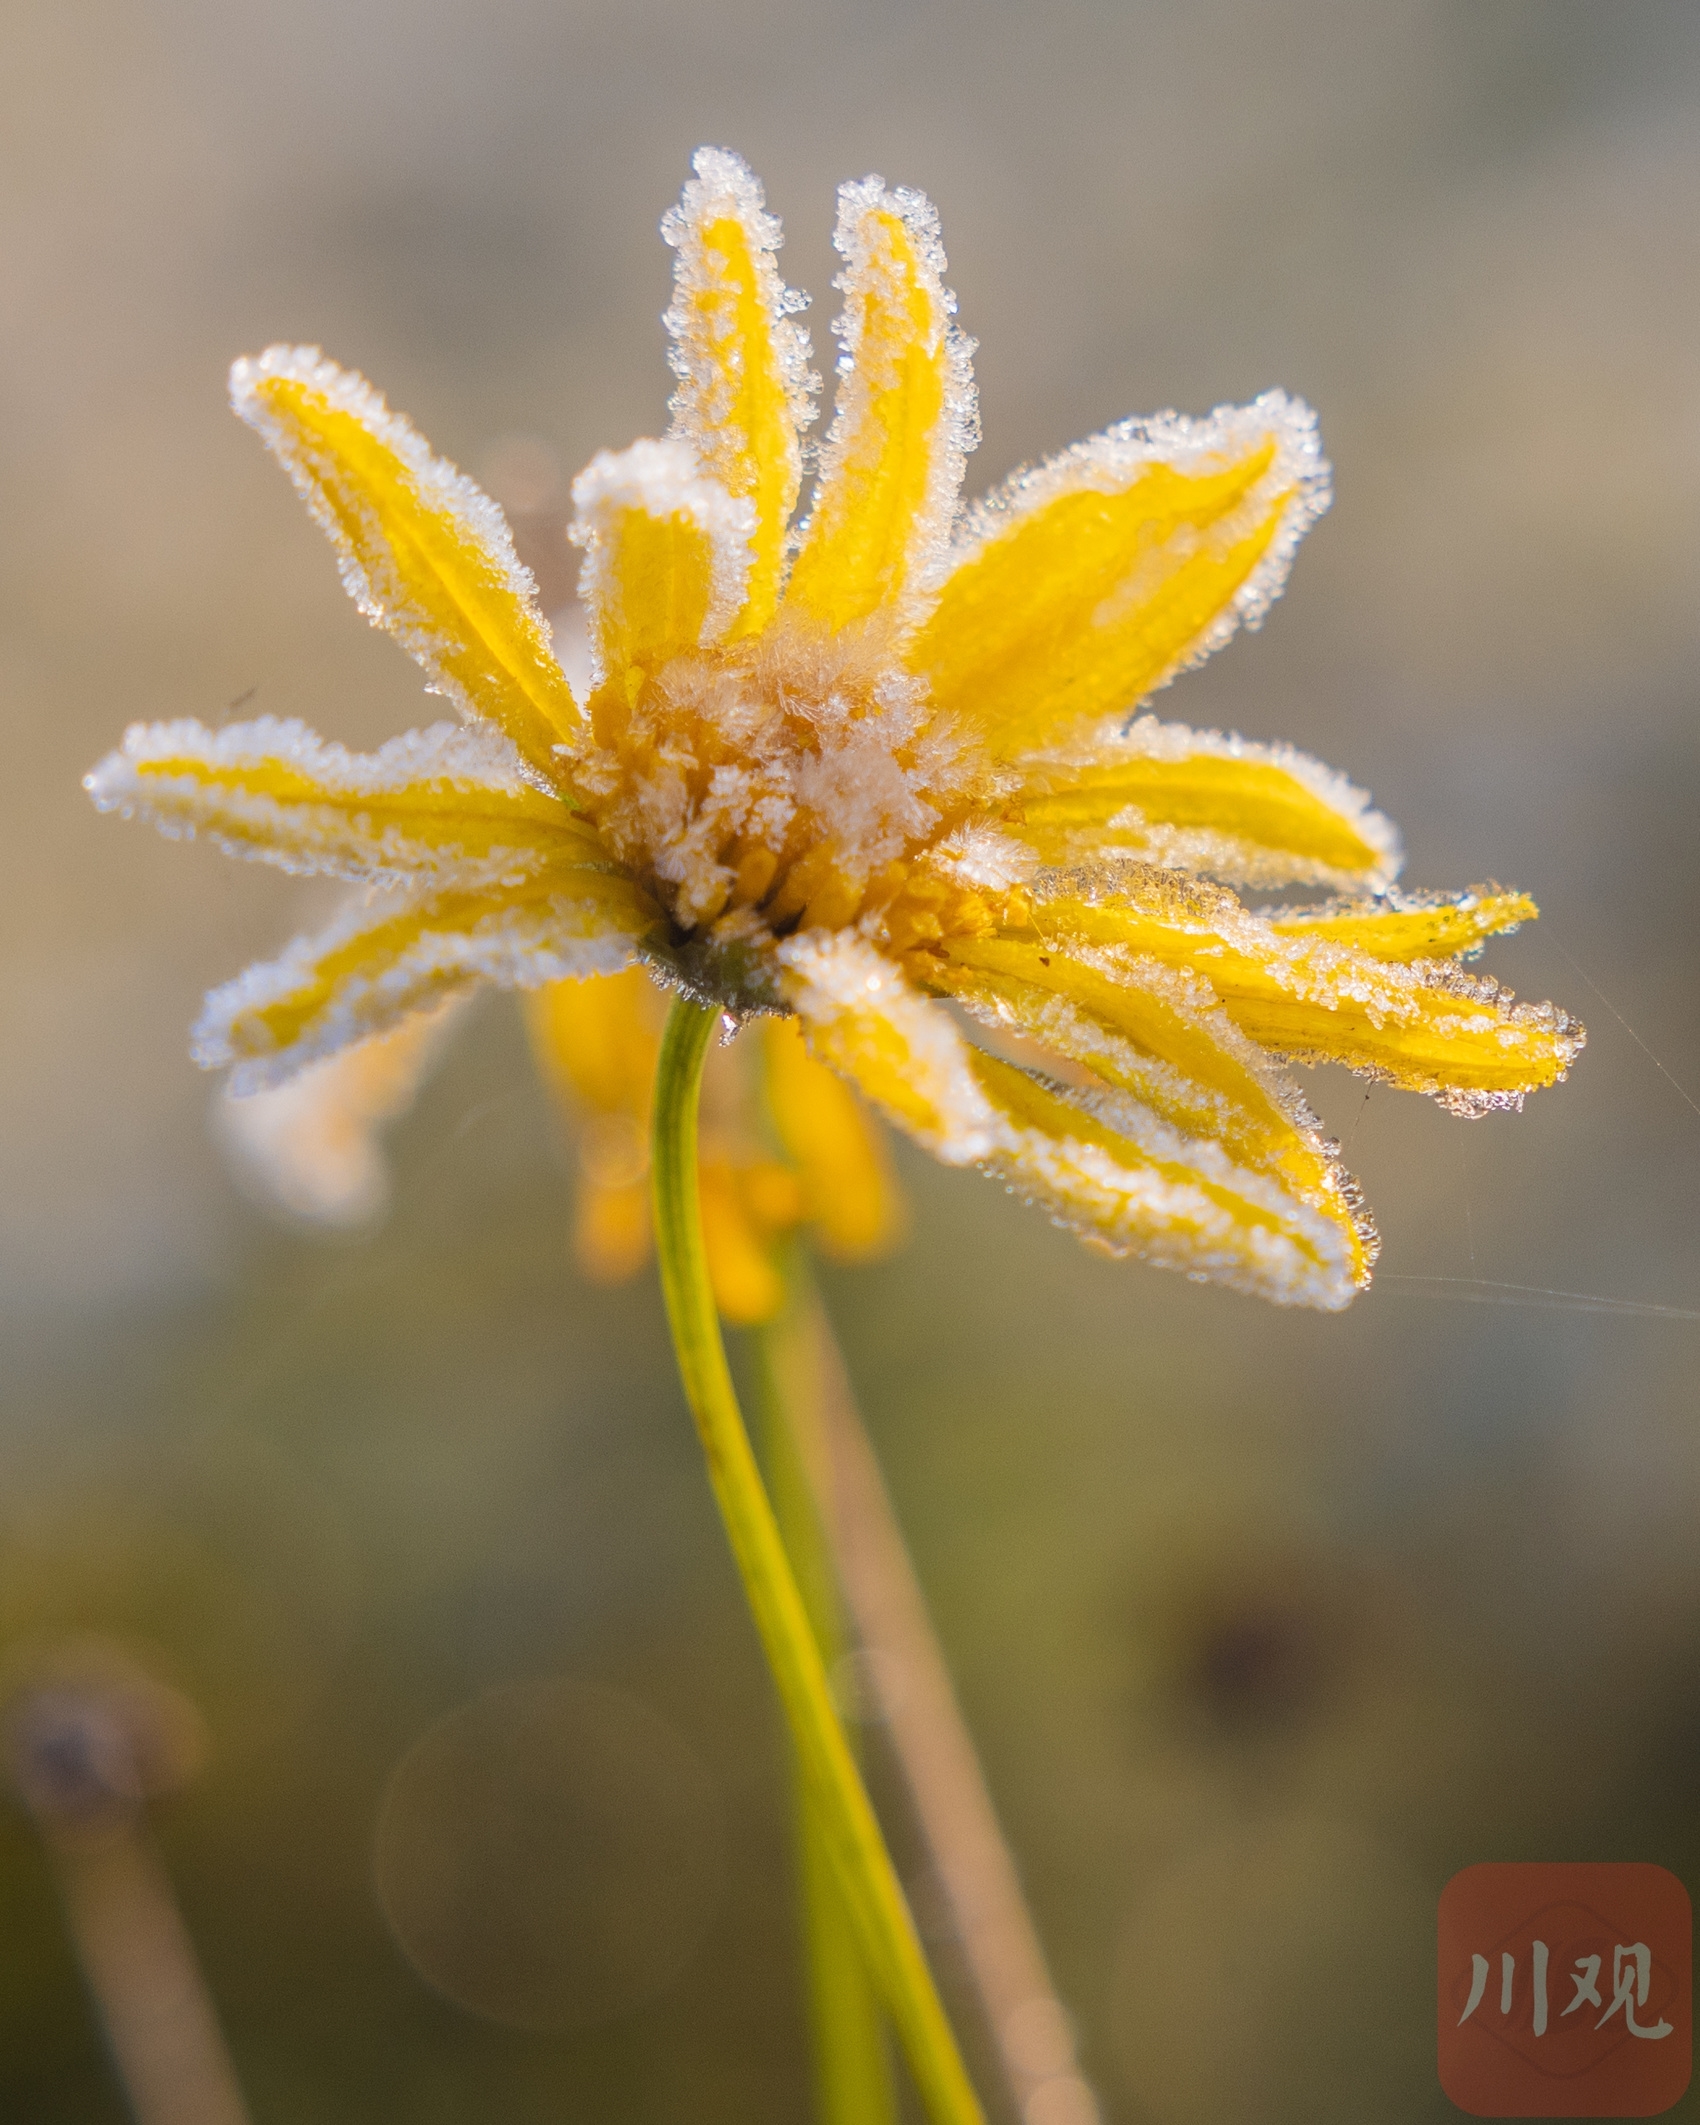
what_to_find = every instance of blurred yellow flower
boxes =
[87,148,1581,1311]
[214,961,903,1326]
[526,969,904,1323]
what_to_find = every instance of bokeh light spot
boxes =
[372,1678,724,2032]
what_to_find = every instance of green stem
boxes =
[651,996,982,2125]
[751,1252,897,2125]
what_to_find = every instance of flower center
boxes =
[571,616,984,941]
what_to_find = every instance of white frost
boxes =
[943,389,1330,690]
[199,883,644,1093]
[1025,712,1402,890]
[922,824,1037,893]
[985,1079,1358,1311]
[805,176,980,619]
[778,929,998,1162]
[662,146,818,495]
[570,438,756,670]
[778,929,1358,1307]
[85,715,580,890]
[230,346,556,727]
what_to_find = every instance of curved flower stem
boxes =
[750,1246,897,2125]
[652,995,982,2125]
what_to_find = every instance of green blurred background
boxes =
[5,2,1700,2118]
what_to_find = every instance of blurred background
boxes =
[5,1,1700,2117]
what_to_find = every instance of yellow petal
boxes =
[910,395,1328,759]
[919,932,1372,1285]
[231,347,578,782]
[662,149,816,637]
[1031,873,1583,1112]
[570,440,754,681]
[573,1176,653,1285]
[200,870,661,1092]
[760,1016,906,1261]
[776,929,1358,1307]
[215,995,468,1228]
[523,964,663,1122]
[87,716,603,890]
[1009,715,1398,890]
[967,1047,1360,1308]
[1265,887,1536,962]
[699,1153,787,1324]
[524,969,662,1284]
[784,179,976,633]
[777,931,997,1160]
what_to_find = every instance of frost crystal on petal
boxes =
[778,929,998,1162]
[231,345,540,621]
[826,177,980,583]
[954,389,1328,642]
[913,391,1332,763]
[230,345,577,774]
[923,825,1038,893]
[85,714,590,890]
[215,994,467,1225]
[197,877,654,1092]
[570,439,756,675]
[1011,713,1402,890]
[786,176,979,633]
[662,146,818,483]
[981,1065,1361,1311]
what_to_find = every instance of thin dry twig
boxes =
[804,1298,1102,2125]
[3,1648,253,2125]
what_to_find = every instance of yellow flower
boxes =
[86,148,1581,1311]
[525,967,904,1323]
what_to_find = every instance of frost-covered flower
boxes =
[87,149,1582,1310]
